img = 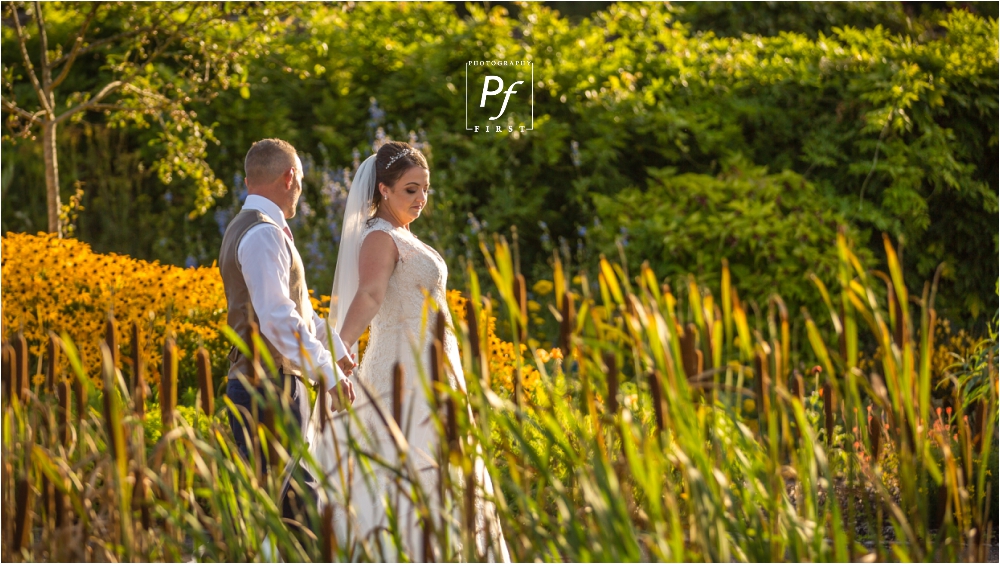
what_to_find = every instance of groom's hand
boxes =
[337,353,356,377]
[329,377,356,411]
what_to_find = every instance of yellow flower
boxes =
[2,232,229,384]
[742,398,756,413]
[527,300,541,313]
[31,373,45,386]
[532,280,553,296]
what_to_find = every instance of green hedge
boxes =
[3,2,996,325]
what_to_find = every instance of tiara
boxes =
[384,148,415,169]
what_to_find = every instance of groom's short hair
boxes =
[244,139,298,186]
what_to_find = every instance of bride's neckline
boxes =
[370,216,446,261]
[372,216,417,238]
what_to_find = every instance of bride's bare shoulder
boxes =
[360,229,399,264]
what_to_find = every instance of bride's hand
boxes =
[329,377,356,411]
[337,353,356,376]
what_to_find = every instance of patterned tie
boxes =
[282,225,294,242]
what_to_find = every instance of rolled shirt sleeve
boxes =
[238,224,347,387]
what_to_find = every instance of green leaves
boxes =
[592,159,864,317]
[3,1,995,320]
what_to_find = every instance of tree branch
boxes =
[2,97,45,122]
[50,3,186,66]
[54,80,123,124]
[50,2,100,90]
[9,1,51,114]
[34,1,52,92]
[1,97,47,137]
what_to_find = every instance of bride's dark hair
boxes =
[371,141,428,214]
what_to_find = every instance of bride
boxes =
[307,141,510,562]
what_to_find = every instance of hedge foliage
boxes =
[2,2,996,325]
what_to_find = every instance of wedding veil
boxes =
[328,154,378,352]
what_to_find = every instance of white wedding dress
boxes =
[307,217,509,562]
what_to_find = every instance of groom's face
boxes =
[283,156,304,219]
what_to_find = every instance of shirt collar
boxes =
[242,195,288,231]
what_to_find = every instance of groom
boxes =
[218,138,356,532]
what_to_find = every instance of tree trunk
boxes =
[42,119,62,237]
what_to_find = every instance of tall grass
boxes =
[1,230,996,562]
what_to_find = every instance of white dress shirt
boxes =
[238,194,349,386]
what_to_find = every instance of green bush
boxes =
[590,158,872,314]
[3,2,996,324]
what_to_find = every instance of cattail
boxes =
[54,485,66,530]
[464,465,477,560]
[434,310,446,351]
[134,338,146,422]
[754,352,771,438]
[649,370,665,432]
[196,347,213,416]
[46,333,60,395]
[320,503,335,562]
[15,333,28,404]
[680,323,699,379]
[559,291,575,353]
[868,410,882,462]
[161,337,177,431]
[2,342,10,403]
[13,476,34,553]
[823,382,835,447]
[446,395,459,454]
[57,380,71,447]
[73,369,87,429]
[105,314,119,369]
[392,362,404,427]
[422,516,433,563]
[465,294,481,360]
[790,371,805,404]
[130,322,142,396]
[132,468,152,530]
[430,336,443,393]
[604,351,619,417]
[318,373,329,433]
[513,273,528,343]
[430,312,446,403]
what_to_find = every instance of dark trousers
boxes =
[226,371,319,533]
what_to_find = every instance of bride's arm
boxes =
[338,230,399,347]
